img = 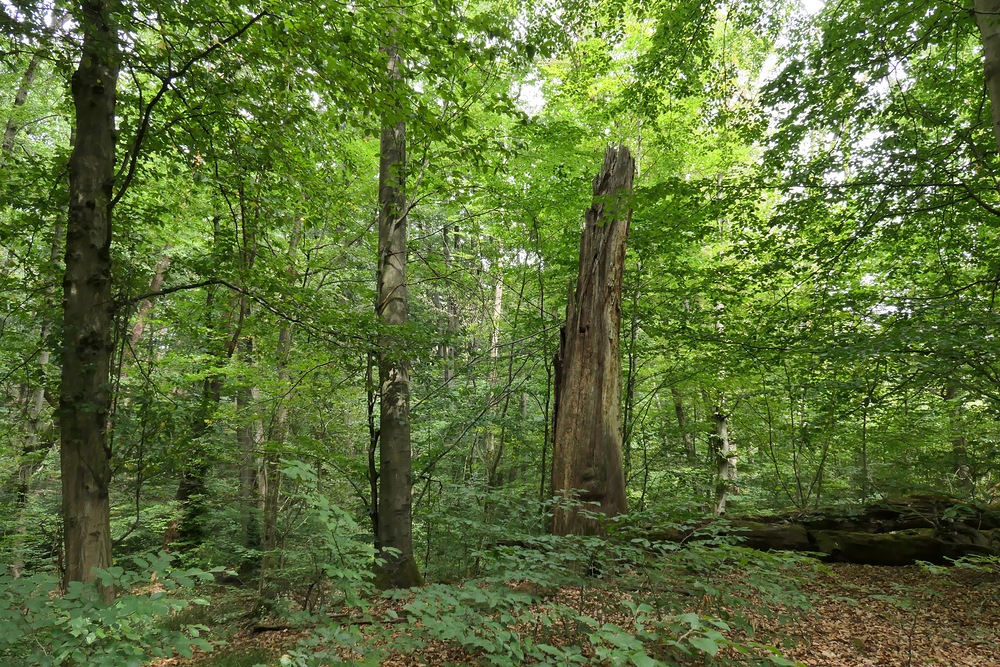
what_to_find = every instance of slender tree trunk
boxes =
[236,335,263,571]
[61,0,119,602]
[9,222,62,578]
[488,269,529,488]
[129,247,171,346]
[374,35,421,589]
[484,267,504,486]
[621,269,641,483]
[533,216,552,513]
[366,351,380,542]
[974,0,1000,152]
[2,50,43,156]
[259,324,290,589]
[551,146,633,536]
[430,223,457,385]
[711,404,736,515]
[164,286,237,549]
[860,404,869,503]
[943,383,973,492]
[166,374,221,547]
[671,387,697,464]
[260,220,301,594]
[1,12,69,158]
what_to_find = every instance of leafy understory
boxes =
[147,551,1000,667]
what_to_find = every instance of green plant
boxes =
[370,513,817,666]
[279,623,379,666]
[268,460,379,615]
[0,552,215,666]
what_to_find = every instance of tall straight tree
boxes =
[61,0,120,602]
[374,26,421,589]
[551,145,633,536]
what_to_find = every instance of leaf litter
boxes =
[152,562,1000,666]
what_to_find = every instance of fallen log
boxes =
[750,496,1000,531]
[643,496,1000,566]
[810,529,997,566]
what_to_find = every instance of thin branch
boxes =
[111,10,270,207]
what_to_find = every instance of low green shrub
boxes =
[0,552,215,666]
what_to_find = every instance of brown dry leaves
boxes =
[772,563,1000,666]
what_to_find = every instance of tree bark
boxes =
[943,382,973,491]
[711,405,736,515]
[8,221,62,578]
[374,36,421,589]
[671,387,697,464]
[621,271,641,483]
[484,267,504,486]
[551,145,634,536]
[974,0,1000,153]
[128,247,171,346]
[61,0,119,602]
[236,335,263,570]
[646,496,1000,566]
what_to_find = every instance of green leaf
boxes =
[689,636,720,656]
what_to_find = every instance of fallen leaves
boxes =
[152,561,1000,666]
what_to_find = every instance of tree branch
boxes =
[111,10,270,207]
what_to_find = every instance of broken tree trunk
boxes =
[551,145,634,536]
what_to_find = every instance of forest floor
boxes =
[154,562,1000,666]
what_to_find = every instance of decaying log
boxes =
[646,496,1000,566]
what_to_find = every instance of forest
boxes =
[3,0,1000,664]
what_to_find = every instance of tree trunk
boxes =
[9,221,62,578]
[671,387,697,464]
[374,36,421,589]
[621,270,641,483]
[2,49,43,157]
[711,405,736,515]
[128,247,171,346]
[943,383,973,492]
[646,496,1000,566]
[61,0,119,603]
[260,219,301,594]
[484,267,504,486]
[551,145,634,536]
[166,375,221,547]
[1,11,68,158]
[974,0,1000,152]
[236,335,263,572]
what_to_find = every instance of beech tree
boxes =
[61,0,119,601]
[373,25,422,588]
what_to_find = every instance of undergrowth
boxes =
[273,499,822,666]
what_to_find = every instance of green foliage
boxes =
[373,520,817,666]
[0,553,215,666]
[265,460,379,612]
[279,499,818,666]
[7,0,1000,662]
